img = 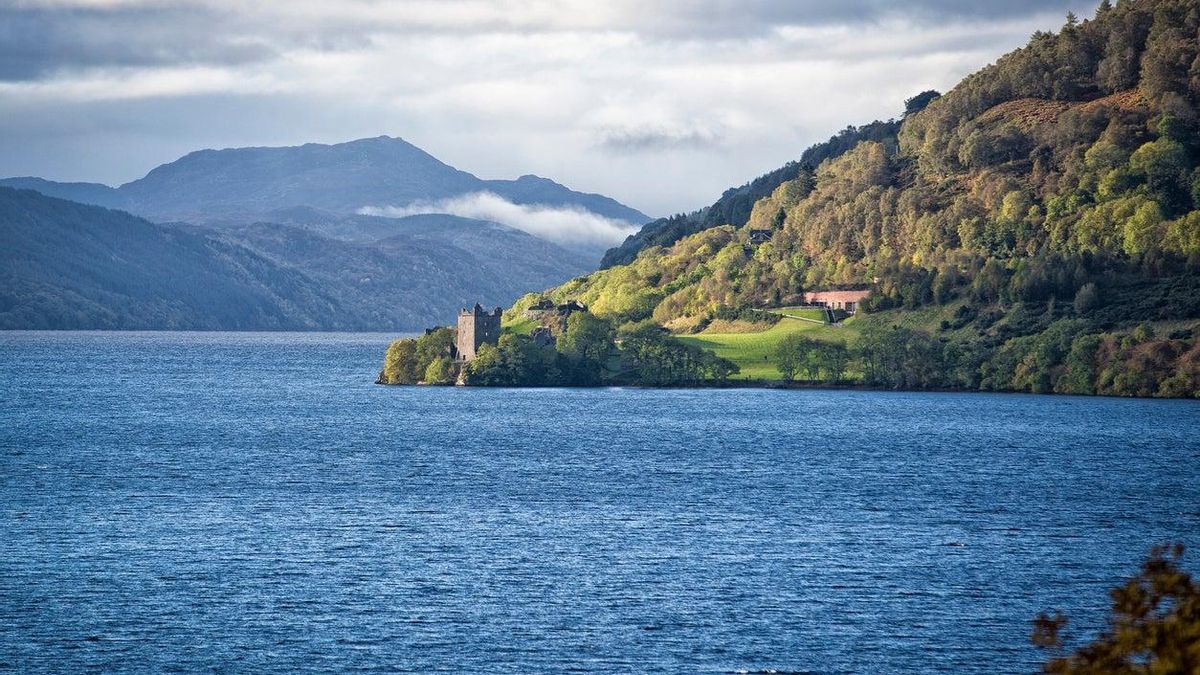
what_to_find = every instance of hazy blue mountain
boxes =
[0,187,592,330]
[0,137,643,329]
[116,136,482,221]
[0,176,128,210]
[221,217,591,329]
[482,174,648,223]
[2,137,650,229]
[0,187,347,330]
[214,206,424,242]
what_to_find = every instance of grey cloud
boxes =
[599,125,724,154]
[638,0,1095,36]
[0,0,1103,215]
[0,5,277,81]
[0,4,373,81]
[0,0,1098,81]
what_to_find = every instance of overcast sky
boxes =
[0,0,1098,217]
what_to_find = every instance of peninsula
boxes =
[380,0,1200,398]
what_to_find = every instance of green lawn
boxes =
[503,316,538,335]
[678,318,855,380]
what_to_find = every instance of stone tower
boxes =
[456,303,502,361]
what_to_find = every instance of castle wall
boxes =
[455,304,502,361]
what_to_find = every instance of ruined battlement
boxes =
[455,303,502,361]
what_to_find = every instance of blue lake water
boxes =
[1,331,1198,673]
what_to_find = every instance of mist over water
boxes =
[1,331,1197,673]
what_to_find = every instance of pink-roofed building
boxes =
[803,290,871,314]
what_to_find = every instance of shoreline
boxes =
[374,377,1200,400]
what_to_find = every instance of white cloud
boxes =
[359,192,640,248]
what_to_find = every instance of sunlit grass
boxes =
[503,316,538,335]
[678,318,855,380]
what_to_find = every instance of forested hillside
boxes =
[599,117,908,268]
[514,0,1200,397]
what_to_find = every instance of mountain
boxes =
[0,187,346,330]
[521,0,1200,398]
[0,187,593,330]
[116,136,482,221]
[482,174,647,223]
[0,136,643,329]
[0,177,128,210]
[0,136,650,228]
[218,215,593,327]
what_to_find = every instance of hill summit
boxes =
[1,135,649,246]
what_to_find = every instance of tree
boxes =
[557,312,613,384]
[1129,138,1190,217]
[1033,544,1200,673]
[973,259,1011,303]
[380,338,420,384]
[775,334,811,381]
[378,328,456,385]
[622,322,737,385]
[1056,334,1100,395]
[904,90,941,116]
[423,357,454,385]
[1074,282,1101,315]
[817,342,851,381]
[462,343,507,386]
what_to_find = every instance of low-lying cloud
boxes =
[359,192,640,249]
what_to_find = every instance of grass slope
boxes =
[503,316,539,335]
[677,318,855,380]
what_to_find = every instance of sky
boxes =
[0,0,1100,218]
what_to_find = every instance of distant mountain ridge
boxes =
[0,176,129,211]
[0,187,594,330]
[0,136,649,228]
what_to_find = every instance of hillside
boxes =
[0,136,638,329]
[598,118,906,268]
[0,177,130,211]
[0,188,346,330]
[0,136,650,227]
[221,217,593,326]
[0,188,593,330]
[488,0,1200,397]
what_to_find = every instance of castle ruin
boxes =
[455,303,502,361]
